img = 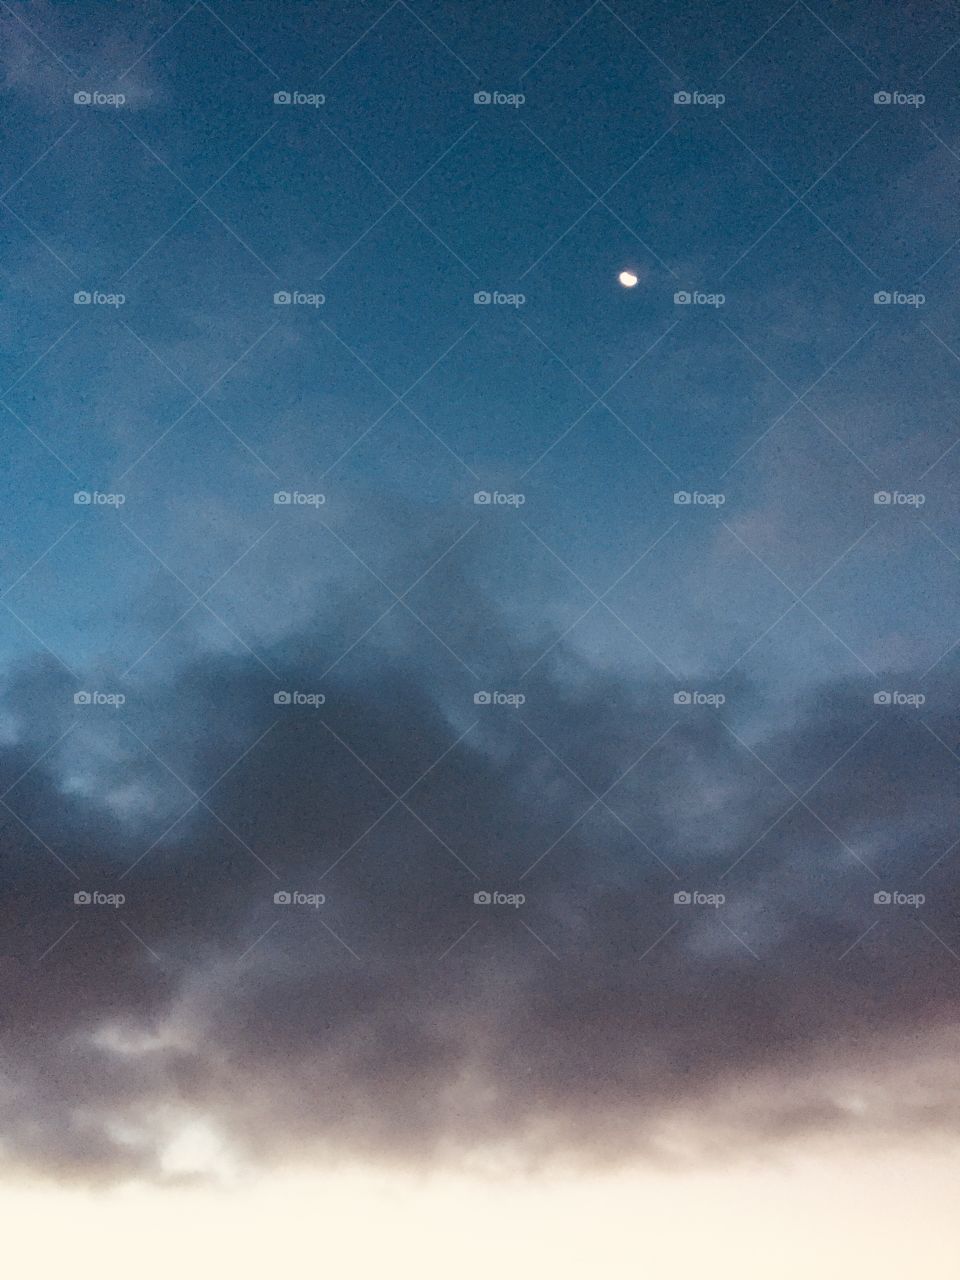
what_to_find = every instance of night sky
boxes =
[2,0,960,1272]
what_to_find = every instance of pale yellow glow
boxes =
[618,270,638,287]
[4,1147,958,1278]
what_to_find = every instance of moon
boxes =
[618,270,638,288]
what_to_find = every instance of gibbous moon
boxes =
[618,270,638,288]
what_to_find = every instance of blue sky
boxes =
[2,0,960,1220]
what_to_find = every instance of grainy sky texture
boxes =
[1,0,960,1272]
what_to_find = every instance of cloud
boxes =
[1,579,959,1184]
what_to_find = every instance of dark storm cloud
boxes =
[2,578,959,1183]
